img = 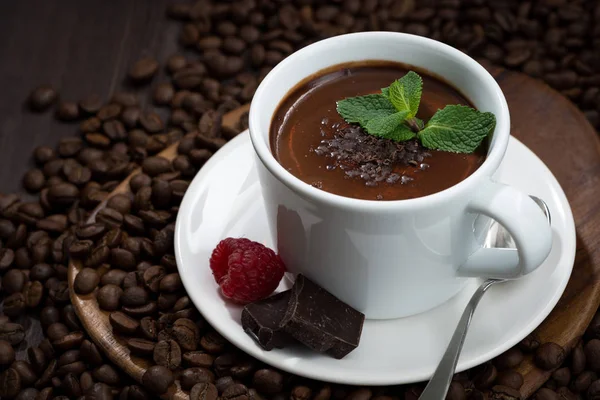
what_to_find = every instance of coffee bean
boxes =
[535,388,559,400]
[0,340,15,366]
[495,347,524,370]
[96,284,122,311]
[23,280,44,308]
[28,85,58,112]
[33,146,57,165]
[535,342,566,370]
[141,264,165,293]
[4,292,26,317]
[125,338,155,356]
[139,111,164,133]
[23,169,46,193]
[142,365,174,394]
[181,367,216,390]
[201,331,227,354]
[27,347,47,374]
[572,370,597,393]
[142,156,172,177]
[473,362,498,390]
[489,385,521,400]
[55,100,80,121]
[92,364,120,385]
[80,339,103,366]
[171,318,199,351]
[253,369,283,394]
[0,248,15,270]
[48,280,70,303]
[166,54,188,74]
[84,244,110,268]
[74,267,100,294]
[121,286,150,307]
[96,207,123,228]
[154,339,182,370]
[108,311,139,335]
[588,380,600,400]
[11,360,37,387]
[191,382,219,400]
[47,183,79,208]
[129,57,159,82]
[586,339,600,371]
[0,368,21,398]
[3,269,25,294]
[223,383,249,400]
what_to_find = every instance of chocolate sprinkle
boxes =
[313,122,431,187]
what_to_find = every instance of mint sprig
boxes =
[335,71,496,154]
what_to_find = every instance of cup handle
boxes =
[458,180,552,278]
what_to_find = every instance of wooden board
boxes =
[69,67,600,399]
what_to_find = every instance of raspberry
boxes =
[209,238,286,304]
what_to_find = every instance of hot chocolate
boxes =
[270,61,487,201]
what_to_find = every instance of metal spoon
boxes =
[419,196,551,400]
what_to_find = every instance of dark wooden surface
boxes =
[0,0,182,193]
[0,0,183,359]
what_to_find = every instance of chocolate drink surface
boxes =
[270,62,487,201]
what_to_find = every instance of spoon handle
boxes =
[419,279,497,400]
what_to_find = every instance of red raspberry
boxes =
[209,238,286,304]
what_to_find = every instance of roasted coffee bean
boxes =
[73,267,100,294]
[69,240,93,258]
[27,347,47,374]
[0,368,21,398]
[28,85,58,112]
[191,382,219,400]
[490,385,521,400]
[121,286,150,307]
[181,367,216,390]
[4,292,26,317]
[536,342,566,370]
[33,146,57,165]
[109,311,139,335]
[215,376,235,395]
[129,57,159,82]
[127,338,156,356]
[495,347,524,370]
[572,342,586,375]
[3,269,25,294]
[223,383,249,400]
[586,339,600,371]
[10,360,37,387]
[23,280,44,308]
[473,362,497,390]
[123,271,140,289]
[0,340,15,366]
[93,364,120,386]
[154,339,182,370]
[588,380,600,400]
[96,207,123,228]
[253,369,283,394]
[57,349,80,367]
[183,351,214,368]
[142,365,174,394]
[96,284,123,311]
[142,265,166,292]
[201,331,227,354]
[159,272,182,293]
[55,101,79,121]
[0,248,15,270]
[139,317,158,341]
[85,244,110,268]
[23,169,46,192]
[97,103,122,121]
[142,156,171,177]
[40,306,60,326]
[47,183,79,208]
[46,322,69,342]
[80,339,103,366]
[111,248,136,271]
[166,54,187,73]
[153,82,175,105]
[571,370,597,393]
[172,318,199,351]
[53,331,84,352]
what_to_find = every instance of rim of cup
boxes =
[249,31,510,213]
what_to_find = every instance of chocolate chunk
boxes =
[241,291,291,351]
[282,274,365,359]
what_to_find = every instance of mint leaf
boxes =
[364,111,413,140]
[418,105,496,153]
[388,71,423,118]
[336,94,396,127]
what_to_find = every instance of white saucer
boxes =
[175,131,575,386]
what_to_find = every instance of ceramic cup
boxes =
[248,32,553,319]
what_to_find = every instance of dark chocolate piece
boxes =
[281,274,365,359]
[241,290,292,351]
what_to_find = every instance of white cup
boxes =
[248,32,552,319]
